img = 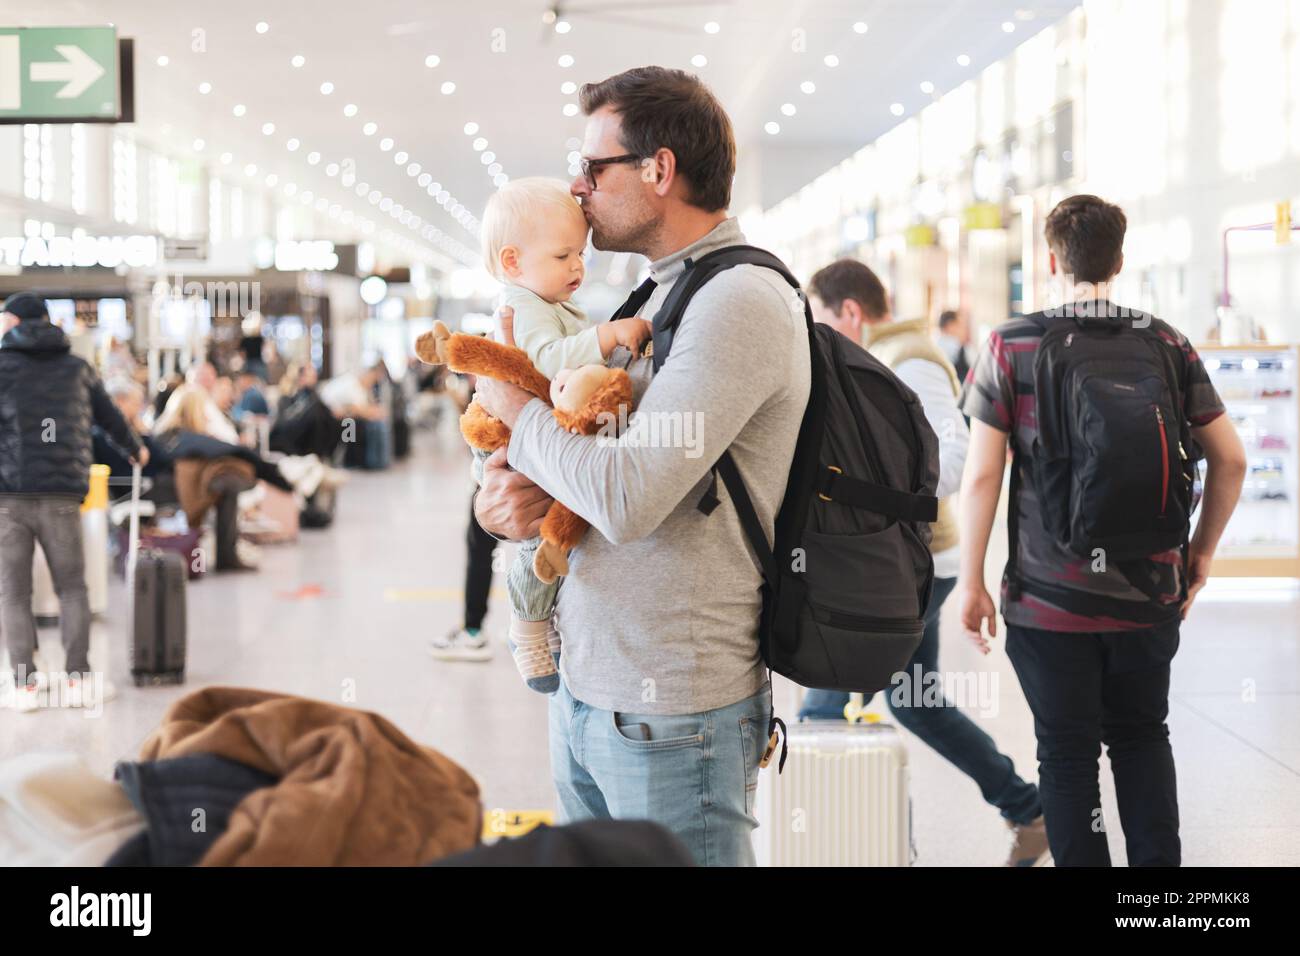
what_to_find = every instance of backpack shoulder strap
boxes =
[649,244,807,373]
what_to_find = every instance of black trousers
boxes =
[463,497,497,631]
[1006,621,1181,867]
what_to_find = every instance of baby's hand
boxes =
[611,318,652,354]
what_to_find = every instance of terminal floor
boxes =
[4,421,1298,867]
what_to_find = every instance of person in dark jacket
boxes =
[0,293,145,712]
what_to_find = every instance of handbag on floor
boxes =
[127,465,188,687]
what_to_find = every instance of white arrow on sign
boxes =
[29,44,105,99]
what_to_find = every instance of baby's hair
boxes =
[481,177,587,280]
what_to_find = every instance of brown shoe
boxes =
[1006,815,1052,867]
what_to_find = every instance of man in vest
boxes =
[799,259,1049,867]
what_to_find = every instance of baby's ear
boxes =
[499,245,521,277]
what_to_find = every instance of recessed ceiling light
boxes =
[488,163,502,176]
[198,82,212,94]
[1002,21,1016,33]
[562,103,579,116]
[220,152,232,164]
[764,121,780,135]
[291,55,305,67]
[691,54,707,68]
[920,80,935,94]
[440,81,456,95]
[781,102,796,116]
[192,138,205,151]
[418,173,432,186]
[555,20,571,34]
[853,21,869,34]
[394,151,408,164]
[265,174,278,187]
[890,102,905,116]
[407,163,421,176]
[472,137,487,151]
[436,190,450,202]
[463,122,479,135]
[565,136,581,149]
[558,54,574,68]
[425,54,440,68]
[704,21,720,34]
[284,183,297,196]
[362,122,377,136]
[156,55,169,67]
[233,104,246,117]
[561,81,577,94]
[326,162,340,176]
[244,163,257,176]
[956,53,971,66]
[379,137,393,151]
[320,82,334,95]
[255,21,269,34]
[261,122,275,135]
[369,190,381,203]
[494,173,508,186]
[824,54,840,67]
[286,138,299,151]
[307,151,320,165]
[567,150,581,164]
[800,80,816,94]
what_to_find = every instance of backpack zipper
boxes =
[1155,405,1169,515]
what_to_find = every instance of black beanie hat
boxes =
[1,292,49,321]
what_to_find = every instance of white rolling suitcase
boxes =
[753,705,912,867]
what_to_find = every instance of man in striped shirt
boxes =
[958,195,1247,866]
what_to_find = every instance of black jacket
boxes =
[0,319,141,498]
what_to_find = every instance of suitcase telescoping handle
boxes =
[127,462,142,574]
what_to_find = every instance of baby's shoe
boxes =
[508,617,559,694]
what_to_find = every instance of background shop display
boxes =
[1200,344,1300,576]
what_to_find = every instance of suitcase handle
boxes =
[127,462,142,574]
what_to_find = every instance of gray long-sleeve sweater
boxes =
[507,218,810,714]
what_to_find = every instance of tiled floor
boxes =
[3,421,1298,866]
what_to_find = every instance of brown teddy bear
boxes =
[415,321,633,583]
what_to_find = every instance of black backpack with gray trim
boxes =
[612,245,939,701]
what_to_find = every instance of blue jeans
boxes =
[799,576,1041,825]
[548,677,772,866]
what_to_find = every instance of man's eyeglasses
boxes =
[579,154,643,191]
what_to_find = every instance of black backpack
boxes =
[612,245,939,700]
[1017,307,1199,579]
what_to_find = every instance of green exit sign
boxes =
[0,26,120,121]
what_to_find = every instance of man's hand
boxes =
[960,585,998,655]
[474,376,535,430]
[130,445,150,469]
[474,447,553,540]
[1182,548,1213,620]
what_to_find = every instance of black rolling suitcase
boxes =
[126,465,187,686]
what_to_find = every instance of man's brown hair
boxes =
[580,66,736,212]
[1044,194,1127,284]
[808,259,888,320]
